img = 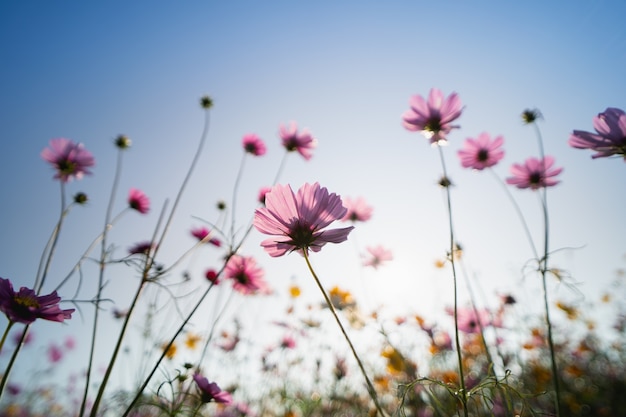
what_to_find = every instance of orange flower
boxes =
[185,333,201,350]
[162,342,177,359]
[289,285,301,298]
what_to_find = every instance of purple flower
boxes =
[569,107,626,160]
[128,241,155,255]
[242,133,267,156]
[506,156,563,190]
[253,183,354,257]
[41,138,95,183]
[402,88,463,144]
[279,122,317,160]
[193,374,232,404]
[457,133,505,170]
[128,188,150,214]
[341,197,373,222]
[363,245,393,269]
[191,226,222,247]
[0,278,74,325]
[225,255,271,295]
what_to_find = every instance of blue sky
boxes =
[1,0,625,405]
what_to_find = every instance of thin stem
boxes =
[272,151,289,185]
[0,323,26,399]
[80,148,125,417]
[0,322,14,354]
[230,153,248,241]
[302,250,387,417]
[437,145,468,417]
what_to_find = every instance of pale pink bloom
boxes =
[458,133,505,170]
[253,183,354,257]
[225,255,271,295]
[128,188,150,214]
[191,226,221,247]
[446,306,491,334]
[41,138,95,183]
[48,344,63,363]
[193,374,232,404]
[257,186,272,205]
[402,88,463,144]
[506,156,563,190]
[569,107,626,160]
[362,245,393,269]
[279,122,317,160]
[242,133,267,156]
[64,336,76,350]
[341,197,373,222]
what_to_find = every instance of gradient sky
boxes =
[1,0,625,403]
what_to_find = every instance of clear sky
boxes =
[1,0,625,404]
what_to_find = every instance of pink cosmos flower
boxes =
[41,138,95,183]
[242,133,267,156]
[191,226,222,247]
[279,122,317,160]
[224,255,271,295]
[280,335,297,349]
[458,133,505,170]
[0,278,74,325]
[128,241,155,255]
[253,183,354,257]
[257,186,271,205]
[446,306,491,334]
[362,245,393,269]
[506,156,563,190]
[128,188,150,214]
[193,374,232,404]
[64,336,76,350]
[341,197,373,222]
[402,88,463,144]
[48,344,63,363]
[569,107,626,160]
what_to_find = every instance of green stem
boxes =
[0,322,14,354]
[0,323,26,399]
[302,250,387,417]
[437,145,468,417]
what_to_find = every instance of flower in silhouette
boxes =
[191,226,221,247]
[128,188,150,214]
[225,255,270,295]
[458,133,505,170]
[506,156,563,190]
[242,133,267,156]
[193,374,232,404]
[363,245,393,269]
[569,107,626,160]
[253,183,354,257]
[402,88,463,144]
[128,241,155,255]
[41,138,95,182]
[341,197,373,222]
[0,278,74,325]
[279,122,317,160]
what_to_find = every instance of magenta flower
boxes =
[279,122,317,160]
[128,241,155,255]
[402,88,463,144]
[341,197,373,222]
[362,245,393,269]
[0,278,74,325]
[48,344,63,363]
[41,138,95,183]
[569,107,626,160]
[204,269,220,285]
[280,335,296,349]
[242,133,267,156]
[506,156,563,190]
[128,188,150,214]
[457,133,505,170]
[257,186,271,205]
[253,183,354,257]
[191,226,222,247]
[193,374,232,404]
[224,255,271,295]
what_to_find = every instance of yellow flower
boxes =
[556,301,579,320]
[162,342,177,359]
[434,259,446,268]
[185,333,201,350]
[289,285,301,298]
[328,286,355,310]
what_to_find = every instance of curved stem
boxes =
[437,146,468,417]
[230,153,248,241]
[302,250,387,417]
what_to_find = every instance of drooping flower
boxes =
[279,122,317,160]
[457,133,505,170]
[224,255,271,295]
[41,138,95,183]
[191,226,222,247]
[362,245,393,269]
[193,374,232,404]
[569,107,626,160]
[242,133,267,156]
[402,88,463,144]
[253,183,354,257]
[341,197,373,222]
[257,186,271,205]
[128,188,150,214]
[0,278,74,325]
[128,241,155,255]
[506,156,563,190]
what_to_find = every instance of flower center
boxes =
[244,143,258,153]
[14,294,40,309]
[284,139,298,152]
[423,118,442,133]
[288,221,315,249]
[235,272,249,285]
[529,172,542,185]
[477,149,489,162]
[58,159,77,175]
